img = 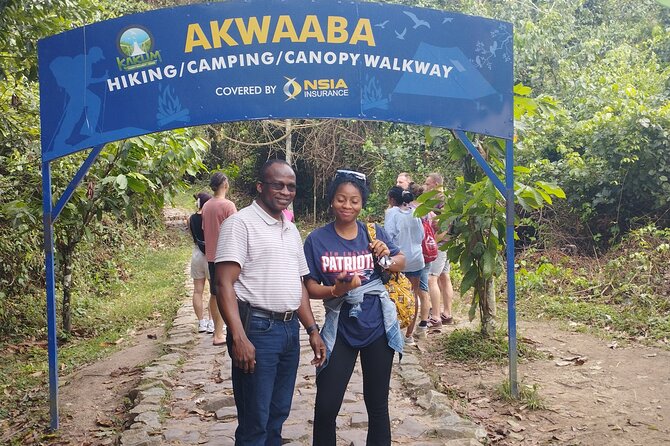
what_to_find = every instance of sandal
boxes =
[427,316,442,327]
[441,313,454,324]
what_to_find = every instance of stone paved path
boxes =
[120,261,485,446]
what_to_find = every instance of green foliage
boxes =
[521,43,670,243]
[434,328,541,364]
[361,123,459,220]
[415,85,565,334]
[0,220,142,340]
[0,0,205,335]
[0,230,188,442]
[497,379,545,410]
[0,127,207,332]
[395,0,670,247]
[516,225,670,343]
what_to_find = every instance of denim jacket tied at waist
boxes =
[317,278,404,374]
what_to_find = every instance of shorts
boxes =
[403,269,423,278]
[429,250,451,276]
[190,247,209,280]
[419,264,429,292]
[208,262,217,295]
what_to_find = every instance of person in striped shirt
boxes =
[214,159,326,445]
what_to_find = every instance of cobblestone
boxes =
[121,262,483,445]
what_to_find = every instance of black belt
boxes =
[250,307,295,322]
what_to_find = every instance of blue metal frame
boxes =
[42,161,58,431]
[453,130,506,195]
[53,146,105,220]
[43,130,520,431]
[452,131,518,398]
[39,2,519,429]
[42,144,105,430]
[505,139,518,397]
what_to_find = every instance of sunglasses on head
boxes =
[335,169,367,182]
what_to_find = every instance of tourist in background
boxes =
[424,173,455,326]
[396,172,412,190]
[201,172,236,346]
[385,186,428,340]
[408,182,436,333]
[187,192,213,333]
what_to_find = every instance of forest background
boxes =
[1,0,669,441]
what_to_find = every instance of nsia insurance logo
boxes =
[283,77,302,101]
[116,26,162,72]
[283,77,349,101]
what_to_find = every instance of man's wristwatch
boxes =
[306,323,320,335]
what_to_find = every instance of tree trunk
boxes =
[61,248,74,333]
[479,276,497,337]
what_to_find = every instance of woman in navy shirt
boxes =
[303,170,406,446]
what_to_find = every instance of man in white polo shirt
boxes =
[215,159,326,446]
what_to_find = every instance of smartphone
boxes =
[338,271,363,282]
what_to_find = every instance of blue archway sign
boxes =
[39,0,517,430]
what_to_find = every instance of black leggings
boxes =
[312,334,395,446]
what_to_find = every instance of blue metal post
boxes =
[53,145,105,220]
[42,145,104,430]
[505,138,519,398]
[452,130,519,398]
[42,161,59,430]
[453,130,506,195]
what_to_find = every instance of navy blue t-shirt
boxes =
[303,221,400,348]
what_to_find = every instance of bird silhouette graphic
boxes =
[489,40,499,56]
[374,20,390,28]
[395,28,407,39]
[442,17,454,24]
[403,11,430,29]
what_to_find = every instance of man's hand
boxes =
[308,331,326,367]
[231,335,256,373]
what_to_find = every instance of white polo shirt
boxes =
[215,200,309,312]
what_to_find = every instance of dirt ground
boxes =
[420,319,670,446]
[53,317,670,445]
[53,327,164,445]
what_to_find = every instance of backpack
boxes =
[421,217,438,263]
[365,223,417,329]
[188,214,206,255]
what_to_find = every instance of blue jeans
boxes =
[419,263,430,292]
[227,315,300,446]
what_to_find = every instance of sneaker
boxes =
[206,320,215,334]
[198,319,208,333]
[413,325,428,340]
[404,335,415,346]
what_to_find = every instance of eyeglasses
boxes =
[335,169,367,181]
[261,181,297,192]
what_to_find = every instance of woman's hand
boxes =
[331,271,362,296]
[368,239,391,259]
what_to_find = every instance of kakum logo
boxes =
[116,26,162,72]
[283,77,302,101]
